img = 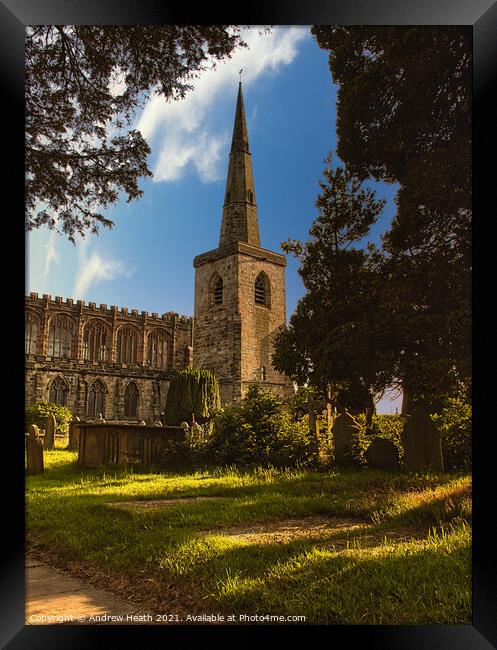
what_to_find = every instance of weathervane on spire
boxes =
[239,68,243,83]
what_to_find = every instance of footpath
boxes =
[26,556,155,625]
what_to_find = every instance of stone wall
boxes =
[25,294,193,422]
[193,242,293,404]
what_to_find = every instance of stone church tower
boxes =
[193,82,293,404]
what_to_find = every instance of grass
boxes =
[26,450,471,624]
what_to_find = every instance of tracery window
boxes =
[87,379,105,417]
[124,382,139,418]
[49,376,68,405]
[214,276,223,305]
[83,321,109,362]
[48,314,75,358]
[147,330,168,369]
[255,272,270,307]
[25,311,39,355]
[116,325,138,365]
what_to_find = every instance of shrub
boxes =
[165,368,221,425]
[431,398,472,470]
[347,413,405,467]
[206,385,312,468]
[25,401,73,435]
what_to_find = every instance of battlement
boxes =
[26,293,193,323]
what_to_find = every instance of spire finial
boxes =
[239,68,243,83]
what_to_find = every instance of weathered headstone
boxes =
[68,421,80,451]
[26,424,44,474]
[44,413,56,449]
[402,406,444,472]
[332,413,356,466]
[365,437,399,471]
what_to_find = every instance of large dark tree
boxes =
[312,26,471,408]
[272,155,390,420]
[26,25,247,241]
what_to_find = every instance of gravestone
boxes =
[26,424,44,474]
[402,406,444,472]
[44,414,56,449]
[332,413,356,465]
[68,421,80,451]
[365,437,399,470]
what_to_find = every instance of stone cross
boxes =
[44,413,56,449]
[26,424,44,474]
[402,406,444,472]
[365,437,399,471]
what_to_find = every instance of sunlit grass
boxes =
[26,450,471,624]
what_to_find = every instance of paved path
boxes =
[26,557,156,625]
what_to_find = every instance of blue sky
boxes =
[26,27,401,413]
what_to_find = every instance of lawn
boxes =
[26,450,471,625]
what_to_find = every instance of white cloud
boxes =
[73,242,129,299]
[43,230,60,277]
[136,27,308,184]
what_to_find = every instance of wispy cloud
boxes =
[43,230,60,277]
[72,238,130,299]
[137,27,308,184]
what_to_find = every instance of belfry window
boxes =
[87,379,105,417]
[255,273,267,305]
[214,276,223,305]
[147,330,168,369]
[48,314,75,358]
[83,321,109,362]
[49,376,68,405]
[25,311,39,355]
[248,189,254,203]
[116,325,138,365]
[124,382,139,418]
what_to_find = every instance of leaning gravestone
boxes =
[402,406,444,472]
[44,413,56,449]
[365,437,399,471]
[332,413,356,466]
[26,424,44,474]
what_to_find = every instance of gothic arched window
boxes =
[83,320,110,362]
[49,376,68,405]
[87,379,106,417]
[248,189,254,203]
[116,325,138,365]
[213,275,223,305]
[255,272,270,307]
[25,311,39,355]
[48,314,75,358]
[124,382,139,418]
[147,329,168,369]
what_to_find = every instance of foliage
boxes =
[206,385,312,468]
[311,26,471,405]
[431,398,472,470]
[347,413,406,467]
[164,368,221,426]
[25,401,73,435]
[25,25,247,240]
[272,155,391,412]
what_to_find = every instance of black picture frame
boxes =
[4,1,494,647]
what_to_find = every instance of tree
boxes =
[272,154,390,425]
[26,25,247,241]
[164,368,221,426]
[311,26,471,407]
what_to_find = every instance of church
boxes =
[25,82,293,422]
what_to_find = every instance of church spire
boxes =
[219,82,261,247]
